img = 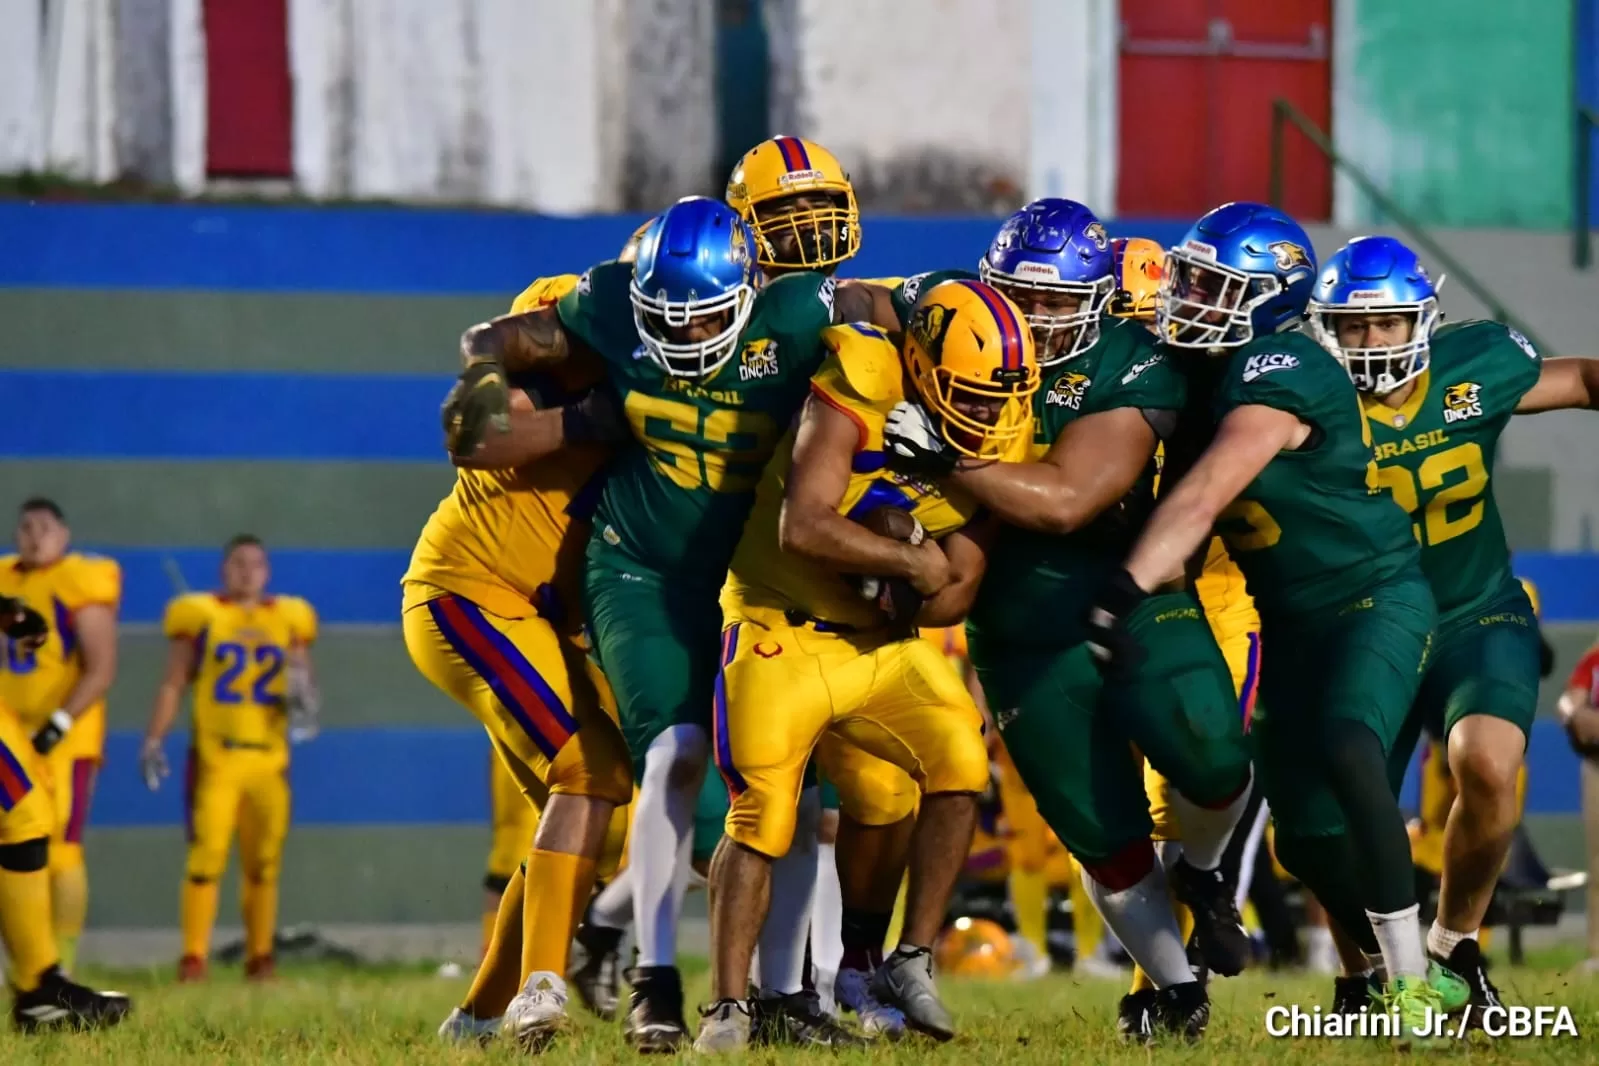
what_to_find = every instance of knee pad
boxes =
[0,836,48,873]
[185,843,229,883]
[922,724,990,796]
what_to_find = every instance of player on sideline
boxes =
[1308,234,1599,1015]
[0,595,129,1032]
[140,535,319,984]
[698,279,1040,1051]
[880,201,1254,1041]
[0,498,121,973]
[443,195,896,1051]
[1082,203,1465,1046]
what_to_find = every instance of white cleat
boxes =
[503,971,570,1050]
[437,1006,500,1044]
[692,998,750,1053]
[834,966,906,1040]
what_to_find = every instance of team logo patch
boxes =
[726,180,749,203]
[738,338,780,381]
[1083,221,1110,250]
[1046,372,1091,409]
[1121,355,1164,385]
[577,269,593,296]
[909,302,955,358]
[1268,240,1310,272]
[899,271,931,304]
[1507,327,1538,360]
[728,224,750,268]
[1443,381,1484,424]
[753,642,783,659]
[1240,351,1299,383]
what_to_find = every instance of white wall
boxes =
[0,0,118,181]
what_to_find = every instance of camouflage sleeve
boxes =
[555,260,635,371]
[889,269,978,327]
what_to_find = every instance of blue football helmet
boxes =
[1157,202,1318,349]
[630,196,759,378]
[1307,236,1442,395]
[978,198,1116,366]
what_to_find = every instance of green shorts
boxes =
[1417,581,1541,741]
[1253,573,1438,840]
[969,592,1251,863]
[583,557,724,781]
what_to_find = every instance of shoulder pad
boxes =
[510,274,581,315]
[820,324,903,404]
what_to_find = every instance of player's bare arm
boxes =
[1515,356,1599,413]
[779,394,950,596]
[832,279,902,331]
[1122,405,1308,592]
[140,636,197,789]
[449,384,621,469]
[57,602,116,721]
[459,305,570,372]
[948,407,1159,535]
[915,519,995,627]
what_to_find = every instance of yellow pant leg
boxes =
[403,593,632,807]
[235,751,291,960]
[715,617,837,858]
[815,736,918,828]
[487,748,538,887]
[182,745,247,961]
[0,714,53,845]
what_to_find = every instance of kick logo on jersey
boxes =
[1121,355,1163,385]
[1443,381,1484,423]
[1241,351,1299,382]
[1507,327,1538,360]
[738,338,780,381]
[1046,372,1091,409]
[899,272,931,305]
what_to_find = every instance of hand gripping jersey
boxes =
[402,275,608,628]
[1361,321,1543,624]
[0,553,121,732]
[164,593,318,752]
[1208,331,1421,617]
[721,323,1031,630]
[560,260,837,582]
[965,317,1185,648]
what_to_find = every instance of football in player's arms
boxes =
[852,506,927,626]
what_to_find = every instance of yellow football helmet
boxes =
[935,916,1017,978]
[904,280,1040,460]
[725,136,859,273]
[618,217,657,264]
[1108,237,1165,320]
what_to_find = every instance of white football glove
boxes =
[286,664,321,745]
[140,738,169,792]
[883,400,955,477]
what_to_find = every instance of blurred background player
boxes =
[0,497,121,973]
[140,535,319,983]
[0,594,129,1032]
[1558,628,1599,971]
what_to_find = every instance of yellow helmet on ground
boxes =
[725,136,859,274]
[1108,237,1165,320]
[904,280,1040,460]
[935,916,1017,977]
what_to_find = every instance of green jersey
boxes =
[1209,330,1420,617]
[1363,320,1542,623]
[559,260,837,581]
[966,318,1185,648]
[889,269,977,322]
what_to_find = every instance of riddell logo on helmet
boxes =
[1345,289,1388,302]
[1184,239,1218,259]
[1013,261,1061,280]
[778,168,825,186]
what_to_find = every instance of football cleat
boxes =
[12,966,131,1034]
[751,990,866,1048]
[1331,972,1382,1016]
[176,954,207,983]
[692,998,751,1054]
[244,954,275,982]
[1117,989,1157,1045]
[1169,857,1251,977]
[502,971,568,1051]
[834,965,906,1039]
[1154,980,1209,1042]
[436,1006,499,1045]
[622,965,688,1053]
[870,946,954,1041]
[568,920,622,1021]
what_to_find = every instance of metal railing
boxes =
[1576,106,1597,270]
[1268,98,1550,354]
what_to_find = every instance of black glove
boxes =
[32,710,72,755]
[0,595,47,643]
[882,401,957,478]
[1084,568,1151,679]
[562,382,628,445]
[442,361,511,459]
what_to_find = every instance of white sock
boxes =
[1426,921,1475,959]
[590,865,634,931]
[632,725,709,968]
[1167,769,1253,871]
[757,787,820,996]
[811,841,844,1009]
[1365,951,1390,982]
[1366,904,1427,980]
[1306,925,1337,974]
[1080,862,1193,988]
[1233,800,1270,909]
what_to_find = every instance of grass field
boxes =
[4,950,1597,1065]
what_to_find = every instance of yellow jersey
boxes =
[0,552,121,731]
[402,275,611,627]
[164,593,318,752]
[722,324,1030,629]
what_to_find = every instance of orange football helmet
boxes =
[726,136,859,274]
[935,917,1017,977]
[904,280,1040,460]
[1108,237,1165,320]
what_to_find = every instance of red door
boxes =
[1117,0,1331,220]
[204,0,293,178]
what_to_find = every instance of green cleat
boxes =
[1426,960,1471,1014]
[1387,975,1448,1050]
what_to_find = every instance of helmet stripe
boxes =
[958,280,1024,371]
[775,136,811,172]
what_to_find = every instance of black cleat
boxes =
[1332,972,1382,1016]
[1154,981,1209,1042]
[751,990,868,1048]
[1433,939,1503,1018]
[568,922,623,1021]
[12,966,131,1033]
[1169,857,1251,977]
[622,965,688,1053]
[1116,989,1157,1045]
